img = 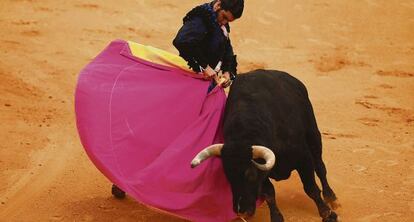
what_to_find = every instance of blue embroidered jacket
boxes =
[173,3,237,79]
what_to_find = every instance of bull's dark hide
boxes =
[221,69,339,222]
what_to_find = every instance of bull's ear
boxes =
[251,145,276,171]
[190,144,223,168]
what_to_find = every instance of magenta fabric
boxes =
[75,40,236,221]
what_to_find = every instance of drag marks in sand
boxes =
[11,20,38,26]
[20,30,41,37]
[322,131,358,140]
[74,4,99,9]
[357,117,380,127]
[376,70,414,78]
[355,99,414,125]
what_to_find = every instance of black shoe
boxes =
[111,184,126,199]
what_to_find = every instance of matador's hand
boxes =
[202,66,217,80]
[220,72,232,88]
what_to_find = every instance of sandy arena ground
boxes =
[0,0,413,221]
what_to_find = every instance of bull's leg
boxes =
[307,129,338,208]
[111,184,126,199]
[261,179,284,222]
[314,158,339,209]
[297,158,337,222]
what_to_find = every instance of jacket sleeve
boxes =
[173,17,209,71]
[221,37,238,80]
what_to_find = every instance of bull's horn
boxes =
[251,145,276,171]
[191,144,223,168]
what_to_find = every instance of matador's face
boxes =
[213,0,236,26]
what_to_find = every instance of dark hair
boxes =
[216,0,244,19]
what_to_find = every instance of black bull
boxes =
[191,69,339,222]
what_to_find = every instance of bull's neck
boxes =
[224,118,273,147]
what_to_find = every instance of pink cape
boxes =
[75,40,236,221]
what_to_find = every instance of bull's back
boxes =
[227,69,310,111]
[225,69,318,152]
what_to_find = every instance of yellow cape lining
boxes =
[127,41,192,72]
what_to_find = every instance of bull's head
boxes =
[191,144,276,217]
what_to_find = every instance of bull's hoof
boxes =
[323,191,341,210]
[322,211,338,222]
[111,184,126,199]
[323,189,337,203]
[328,200,341,210]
